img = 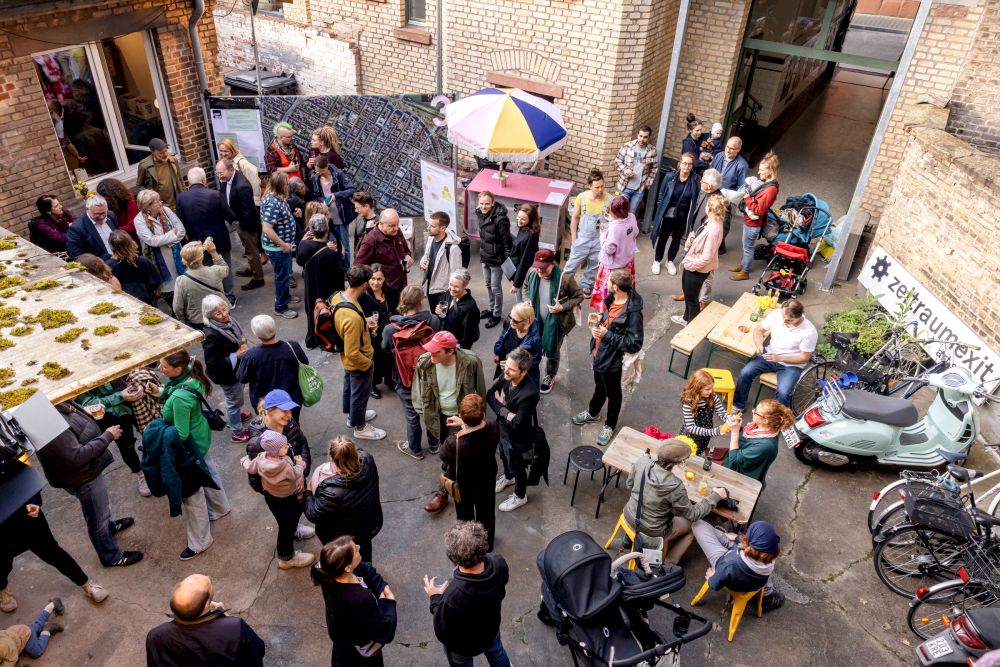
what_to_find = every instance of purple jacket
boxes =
[598,213,639,269]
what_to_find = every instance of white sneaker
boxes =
[666,261,677,275]
[499,493,528,512]
[278,551,315,569]
[651,261,661,275]
[670,315,687,327]
[353,423,386,440]
[495,474,515,494]
[345,409,377,427]
[294,524,316,540]
[81,582,109,604]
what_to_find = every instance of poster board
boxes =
[420,159,458,231]
[860,246,1000,394]
[210,107,266,172]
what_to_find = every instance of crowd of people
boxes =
[3,116,820,665]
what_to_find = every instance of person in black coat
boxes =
[486,347,539,512]
[201,294,250,439]
[303,438,382,562]
[297,214,345,348]
[436,268,480,350]
[216,159,264,290]
[66,196,119,261]
[572,269,644,447]
[508,204,540,300]
[145,573,265,667]
[424,522,511,665]
[36,402,143,567]
[475,192,512,328]
[438,395,499,550]
[175,167,236,302]
[312,536,397,667]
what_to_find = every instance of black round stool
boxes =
[563,445,607,517]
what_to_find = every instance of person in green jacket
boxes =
[77,381,150,497]
[152,349,231,560]
[724,399,795,489]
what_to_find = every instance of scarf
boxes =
[142,209,186,280]
[537,267,563,357]
[205,316,245,347]
[743,421,778,439]
[126,368,162,433]
[738,550,775,577]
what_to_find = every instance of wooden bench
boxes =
[668,301,730,379]
[753,372,778,404]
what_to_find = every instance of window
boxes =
[255,0,284,16]
[33,31,175,185]
[406,0,427,26]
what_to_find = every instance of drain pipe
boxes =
[188,0,215,164]
[642,0,690,234]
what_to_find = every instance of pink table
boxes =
[463,169,573,250]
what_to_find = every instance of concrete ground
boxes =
[9,75,960,667]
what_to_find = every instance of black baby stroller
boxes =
[537,531,711,666]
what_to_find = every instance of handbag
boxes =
[177,386,227,431]
[438,435,462,503]
[633,464,667,560]
[286,342,323,407]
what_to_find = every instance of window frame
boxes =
[255,0,285,18]
[405,0,428,27]
[31,31,179,189]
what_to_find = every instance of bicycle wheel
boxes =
[790,360,836,416]
[907,579,1000,640]
[870,501,909,542]
[873,525,966,597]
[884,342,926,396]
[867,478,940,535]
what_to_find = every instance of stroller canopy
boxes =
[537,531,621,620]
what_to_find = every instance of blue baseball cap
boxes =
[263,389,299,411]
[746,521,780,553]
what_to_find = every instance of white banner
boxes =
[211,108,266,172]
[419,158,458,230]
[859,246,999,391]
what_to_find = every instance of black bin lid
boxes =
[224,67,296,92]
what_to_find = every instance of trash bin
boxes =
[224,67,298,96]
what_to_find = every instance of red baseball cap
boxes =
[532,249,556,269]
[422,331,458,353]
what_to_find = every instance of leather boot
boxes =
[728,263,744,273]
[672,294,685,302]
[424,490,449,513]
[729,271,750,281]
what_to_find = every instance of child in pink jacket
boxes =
[591,195,639,310]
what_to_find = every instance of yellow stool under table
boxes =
[604,513,668,570]
[703,368,736,412]
[690,580,764,641]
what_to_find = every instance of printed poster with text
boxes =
[420,159,457,230]
[211,108,266,172]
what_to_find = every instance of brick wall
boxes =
[860,1,987,220]
[0,0,223,237]
[946,0,1000,153]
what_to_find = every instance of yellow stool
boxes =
[703,368,736,412]
[690,581,764,641]
[604,513,669,569]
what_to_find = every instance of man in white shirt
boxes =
[733,299,817,411]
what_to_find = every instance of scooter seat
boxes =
[841,392,919,428]
[965,608,1000,645]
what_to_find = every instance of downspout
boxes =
[188,0,215,164]
[642,0,690,234]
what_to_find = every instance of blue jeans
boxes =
[621,186,644,214]
[396,383,423,453]
[219,382,245,432]
[445,632,511,667]
[63,476,121,566]
[332,224,351,269]
[741,224,760,273]
[267,249,292,312]
[343,366,374,428]
[734,356,803,410]
[22,608,52,658]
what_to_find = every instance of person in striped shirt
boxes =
[679,370,732,462]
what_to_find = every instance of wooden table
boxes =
[706,292,776,362]
[601,427,761,524]
[0,228,203,409]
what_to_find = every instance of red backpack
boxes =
[391,321,434,388]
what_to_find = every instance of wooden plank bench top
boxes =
[760,372,778,388]
[603,427,761,524]
[670,301,729,354]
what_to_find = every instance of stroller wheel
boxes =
[537,603,557,627]
[798,277,808,294]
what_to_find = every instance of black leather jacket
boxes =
[302,449,382,544]
[589,291,644,373]
[476,202,513,266]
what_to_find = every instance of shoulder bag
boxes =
[438,435,462,503]
[633,462,668,560]
[177,386,227,431]
[286,341,323,407]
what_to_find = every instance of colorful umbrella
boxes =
[444,87,568,163]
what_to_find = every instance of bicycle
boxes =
[907,538,1000,639]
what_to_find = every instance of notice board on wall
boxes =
[209,93,452,217]
[210,106,266,171]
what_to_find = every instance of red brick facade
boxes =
[0,0,224,236]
